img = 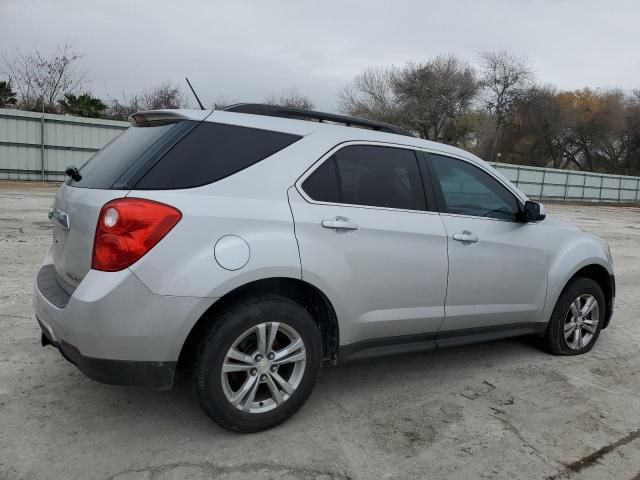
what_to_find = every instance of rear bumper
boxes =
[39,319,175,389]
[33,261,211,388]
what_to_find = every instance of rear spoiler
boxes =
[128,110,212,126]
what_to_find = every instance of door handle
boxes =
[452,230,479,243]
[321,216,359,231]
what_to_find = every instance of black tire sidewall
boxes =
[546,277,605,355]
[195,296,322,432]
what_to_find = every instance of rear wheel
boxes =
[543,277,605,355]
[194,295,322,432]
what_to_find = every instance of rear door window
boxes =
[135,123,302,189]
[301,155,340,203]
[302,145,427,211]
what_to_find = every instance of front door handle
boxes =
[452,230,479,243]
[321,216,359,231]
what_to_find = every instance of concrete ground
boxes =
[1,181,639,480]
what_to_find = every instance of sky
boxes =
[1,0,639,112]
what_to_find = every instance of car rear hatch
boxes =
[49,112,207,294]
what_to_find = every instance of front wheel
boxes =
[543,277,605,355]
[194,296,322,432]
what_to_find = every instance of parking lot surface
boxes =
[1,181,639,480]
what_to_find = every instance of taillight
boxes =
[92,198,182,272]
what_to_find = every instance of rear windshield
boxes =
[68,121,301,190]
[68,123,177,189]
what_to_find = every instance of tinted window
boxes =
[302,145,426,210]
[70,123,176,189]
[430,155,520,220]
[301,156,340,203]
[136,123,301,189]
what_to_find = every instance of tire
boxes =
[194,295,322,432]
[543,277,605,355]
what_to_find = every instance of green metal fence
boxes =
[489,162,640,204]
[0,108,128,182]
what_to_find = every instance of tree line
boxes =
[1,44,639,175]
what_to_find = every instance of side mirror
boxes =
[521,200,546,222]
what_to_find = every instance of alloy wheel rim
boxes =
[564,294,600,350]
[221,322,306,413]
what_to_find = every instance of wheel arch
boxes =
[551,263,614,330]
[177,277,340,371]
[567,264,614,329]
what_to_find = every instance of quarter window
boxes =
[135,123,302,189]
[302,145,426,211]
[430,154,520,220]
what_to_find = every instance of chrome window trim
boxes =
[436,211,522,224]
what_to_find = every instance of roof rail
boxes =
[223,103,415,137]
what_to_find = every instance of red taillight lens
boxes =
[92,198,182,272]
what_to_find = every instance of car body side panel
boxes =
[542,229,614,324]
[288,187,449,346]
[126,138,313,298]
[127,188,302,298]
[34,253,211,362]
[437,215,549,331]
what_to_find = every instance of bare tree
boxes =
[140,82,186,110]
[105,92,141,120]
[392,56,479,142]
[265,86,314,109]
[1,43,85,112]
[339,58,479,142]
[211,96,238,109]
[105,83,186,120]
[338,66,400,124]
[479,50,534,160]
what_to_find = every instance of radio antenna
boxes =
[185,77,205,110]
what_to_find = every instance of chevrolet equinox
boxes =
[34,104,615,432]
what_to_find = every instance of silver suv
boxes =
[34,104,615,432]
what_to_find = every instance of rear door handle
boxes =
[452,230,479,243]
[321,216,359,231]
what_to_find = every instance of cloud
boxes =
[1,0,638,111]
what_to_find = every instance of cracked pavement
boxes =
[1,182,640,479]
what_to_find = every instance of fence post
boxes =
[40,111,45,182]
[515,166,521,188]
[581,172,587,203]
[563,171,570,200]
[598,175,604,202]
[617,176,622,204]
[636,178,640,204]
[540,169,546,200]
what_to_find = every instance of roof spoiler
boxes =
[128,110,202,126]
